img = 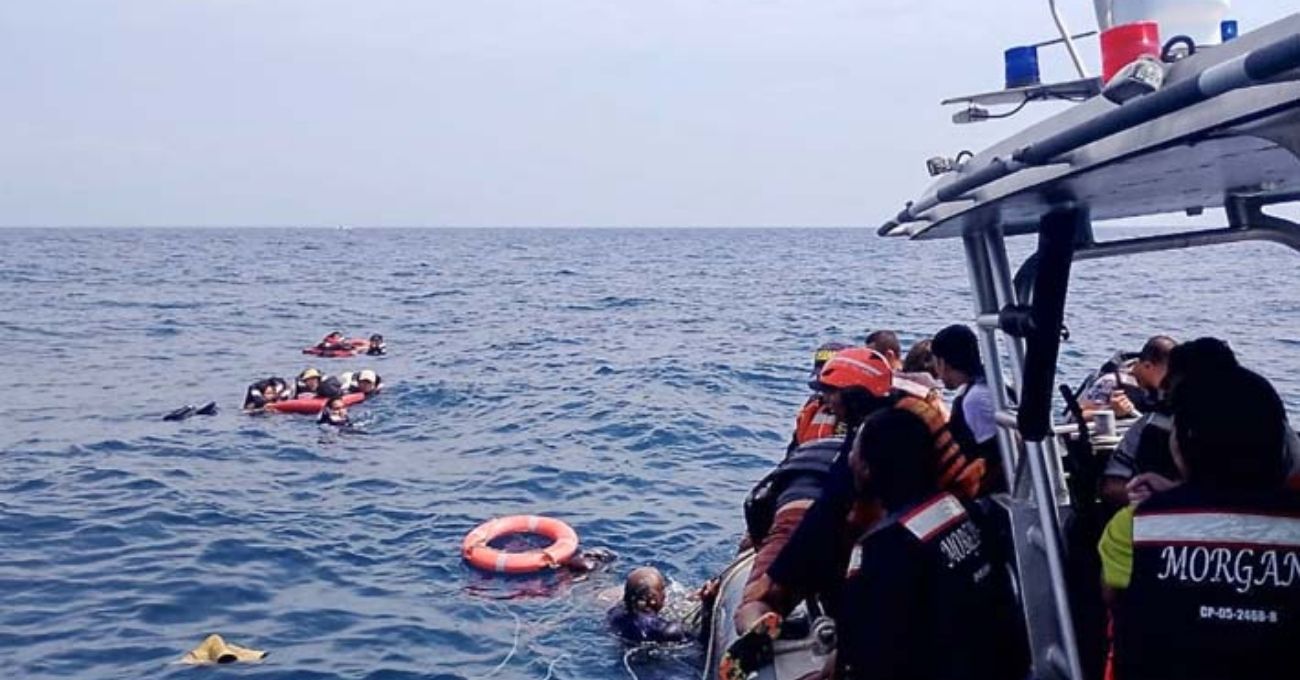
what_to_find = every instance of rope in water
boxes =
[478,603,522,679]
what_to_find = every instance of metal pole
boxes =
[1048,0,1090,79]
[984,227,1028,389]
[962,232,1020,481]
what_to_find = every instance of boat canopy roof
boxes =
[880,14,1300,241]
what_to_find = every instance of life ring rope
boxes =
[462,515,579,574]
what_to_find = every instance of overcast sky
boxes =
[0,2,1291,227]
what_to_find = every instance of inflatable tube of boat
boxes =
[703,550,832,680]
[302,338,371,357]
[462,515,579,574]
[265,391,366,415]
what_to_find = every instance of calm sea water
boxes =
[2,227,1297,679]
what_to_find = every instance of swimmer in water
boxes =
[316,331,350,352]
[318,397,350,427]
[243,377,290,411]
[606,567,690,644]
[563,546,617,574]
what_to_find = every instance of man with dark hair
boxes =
[865,330,903,369]
[1099,365,1300,680]
[931,324,1001,488]
[734,349,895,650]
[832,408,1027,680]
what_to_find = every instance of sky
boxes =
[0,1,1292,227]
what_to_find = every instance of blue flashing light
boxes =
[1004,46,1041,90]
[1220,20,1238,42]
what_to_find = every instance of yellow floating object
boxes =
[180,634,267,665]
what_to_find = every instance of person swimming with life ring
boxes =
[603,566,719,645]
[462,515,715,646]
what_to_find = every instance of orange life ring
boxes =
[462,515,579,574]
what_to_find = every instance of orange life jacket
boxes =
[893,394,987,499]
[794,396,841,446]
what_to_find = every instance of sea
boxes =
[2,227,1297,679]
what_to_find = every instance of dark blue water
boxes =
[2,227,1297,679]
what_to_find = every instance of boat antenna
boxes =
[1048,0,1091,78]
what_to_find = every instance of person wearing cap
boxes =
[722,348,987,680]
[294,367,325,398]
[734,348,897,645]
[341,369,382,396]
[790,341,852,451]
[931,324,1002,490]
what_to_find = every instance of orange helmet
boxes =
[810,347,893,397]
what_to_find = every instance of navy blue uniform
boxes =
[765,436,857,616]
[836,493,1026,680]
[1116,486,1300,680]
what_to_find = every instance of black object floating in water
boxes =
[164,401,218,421]
[163,405,196,422]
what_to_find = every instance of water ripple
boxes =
[0,227,1296,678]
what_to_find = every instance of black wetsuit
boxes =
[606,604,687,644]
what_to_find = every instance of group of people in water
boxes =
[241,332,386,428]
[598,326,1299,680]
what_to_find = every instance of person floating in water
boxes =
[316,331,351,352]
[340,369,382,395]
[607,567,690,644]
[318,397,350,427]
[295,367,325,398]
[243,377,290,411]
[366,333,387,356]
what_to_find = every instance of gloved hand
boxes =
[719,611,782,680]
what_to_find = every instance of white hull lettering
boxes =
[1158,546,1300,594]
[938,522,981,567]
[1158,545,1188,581]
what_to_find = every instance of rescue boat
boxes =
[705,9,1300,679]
